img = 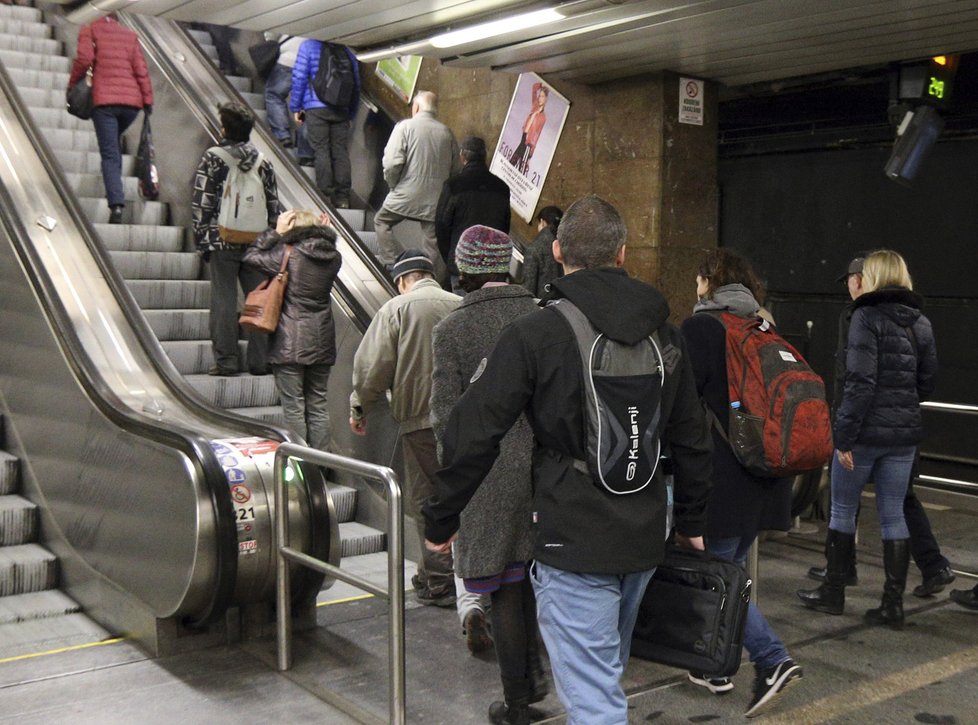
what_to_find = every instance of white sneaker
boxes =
[688,671,734,694]
[745,658,803,717]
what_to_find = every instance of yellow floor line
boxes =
[316,593,375,607]
[0,636,125,665]
[757,643,978,724]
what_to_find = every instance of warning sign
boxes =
[230,484,251,504]
[230,438,280,458]
[679,77,704,126]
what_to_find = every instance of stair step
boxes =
[225,74,252,93]
[144,309,209,341]
[0,451,17,495]
[66,172,140,201]
[0,31,60,55]
[129,280,209,310]
[0,590,80,625]
[95,223,186,253]
[356,230,379,255]
[18,86,72,110]
[185,29,214,46]
[338,522,386,558]
[0,48,70,73]
[184,374,281,409]
[0,4,43,23]
[108,251,200,280]
[29,107,90,131]
[329,484,357,524]
[239,91,264,109]
[78,197,167,226]
[0,495,36,546]
[41,126,99,154]
[0,544,57,597]
[0,18,51,40]
[5,66,69,93]
[225,406,286,425]
[55,149,135,175]
[336,208,366,230]
[161,339,219,374]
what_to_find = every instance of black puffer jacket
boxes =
[833,287,937,450]
[243,224,342,366]
[434,161,511,273]
[424,267,713,574]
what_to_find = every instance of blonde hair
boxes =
[290,209,319,228]
[861,249,913,292]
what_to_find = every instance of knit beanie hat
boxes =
[391,249,434,281]
[455,225,512,275]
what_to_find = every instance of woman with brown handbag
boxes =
[243,210,341,449]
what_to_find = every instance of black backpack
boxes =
[312,42,355,108]
[554,300,666,495]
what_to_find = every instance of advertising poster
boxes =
[375,55,423,104]
[490,73,570,223]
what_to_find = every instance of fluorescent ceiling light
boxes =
[430,8,565,49]
[357,41,428,63]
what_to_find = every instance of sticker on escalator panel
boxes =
[230,439,280,457]
[211,443,235,457]
[230,483,252,504]
[239,539,258,555]
[235,505,256,523]
[225,468,246,484]
[219,455,239,468]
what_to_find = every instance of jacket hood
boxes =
[279,224,340,264]
[547,267,669,344]
[692,283,760,318]
[457,283,534,312]
[853,286,924,326]
[221,140,260,171]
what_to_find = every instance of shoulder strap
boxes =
[277,244,293,275]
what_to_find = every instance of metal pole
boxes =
[275,454,293,671]
[383,468,406,725]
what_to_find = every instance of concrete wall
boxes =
[364,61,719,321]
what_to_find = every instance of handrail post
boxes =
[382,468,405,725]
[275,454,292,671]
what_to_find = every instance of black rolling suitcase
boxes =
[631,547,752,677]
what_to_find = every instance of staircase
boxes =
[0,3,387,612]
[0,415,110,659]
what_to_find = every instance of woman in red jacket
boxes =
[68,14,153,224]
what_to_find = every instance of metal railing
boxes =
[273,443,405,724]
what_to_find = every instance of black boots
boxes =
[488,676,531,724]
[865,539,910,630]
[108,204,124,224]
[797,529,855,615]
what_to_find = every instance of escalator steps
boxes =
[0,590,80,625]
[0,496,36,545]
[0,544,56,597]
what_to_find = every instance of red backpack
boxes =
[708,312,833,478]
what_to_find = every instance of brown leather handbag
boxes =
[239,245,292,334]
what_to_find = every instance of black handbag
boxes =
[134,114,159,200]
[66,70,94,120]
[631,547,752,677]
[248,35,289,80]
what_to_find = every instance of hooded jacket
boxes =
[68,16,153,110]
[424,267,713,574]
[191,140,280,252]
[833,286,938,450]
[242,224,342,366]
[434,161,511,273]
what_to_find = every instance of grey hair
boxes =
[414,90,437,113]
[556,195,626,269]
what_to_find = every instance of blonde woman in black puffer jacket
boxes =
[244,210,341,449]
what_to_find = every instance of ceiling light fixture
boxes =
[430,7,565,48]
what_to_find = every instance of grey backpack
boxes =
[554,300,665,495]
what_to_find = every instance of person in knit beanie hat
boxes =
[455,224,513,294]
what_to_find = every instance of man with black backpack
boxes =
[290,38,360,208]
[424,196,712,724]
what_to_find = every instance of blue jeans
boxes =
[708,536,789,671]
[830,444,915,540]
[92,105,139,207]
[265,64,313,160]
[272,363,331,449]
[530,561,654,725]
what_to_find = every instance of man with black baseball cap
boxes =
[350,249,461,607]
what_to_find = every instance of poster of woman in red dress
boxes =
[490,73,570,223]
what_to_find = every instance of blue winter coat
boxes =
[833,287,938,450]
[289,39,360,117]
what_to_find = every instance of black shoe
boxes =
[108,205,124,224]
[208,365,239,377]
[463,609,493,654]
[912,565,955,598]
[488,701,530,725]
[416,586,456,608]
[688,671,734,694]
[248,366,271,376]
[949,586,978,610]
[807,565,858,586]
[334,198,351,209]
[298,158,315,167]
[745,659,803,718]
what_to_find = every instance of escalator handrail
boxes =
[123,13,395,328]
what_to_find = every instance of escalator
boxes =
[0,4,399,656]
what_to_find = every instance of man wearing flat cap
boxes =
[350,249,461,607]
[435,135,512,293]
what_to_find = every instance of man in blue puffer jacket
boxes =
[290,39,360,208]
